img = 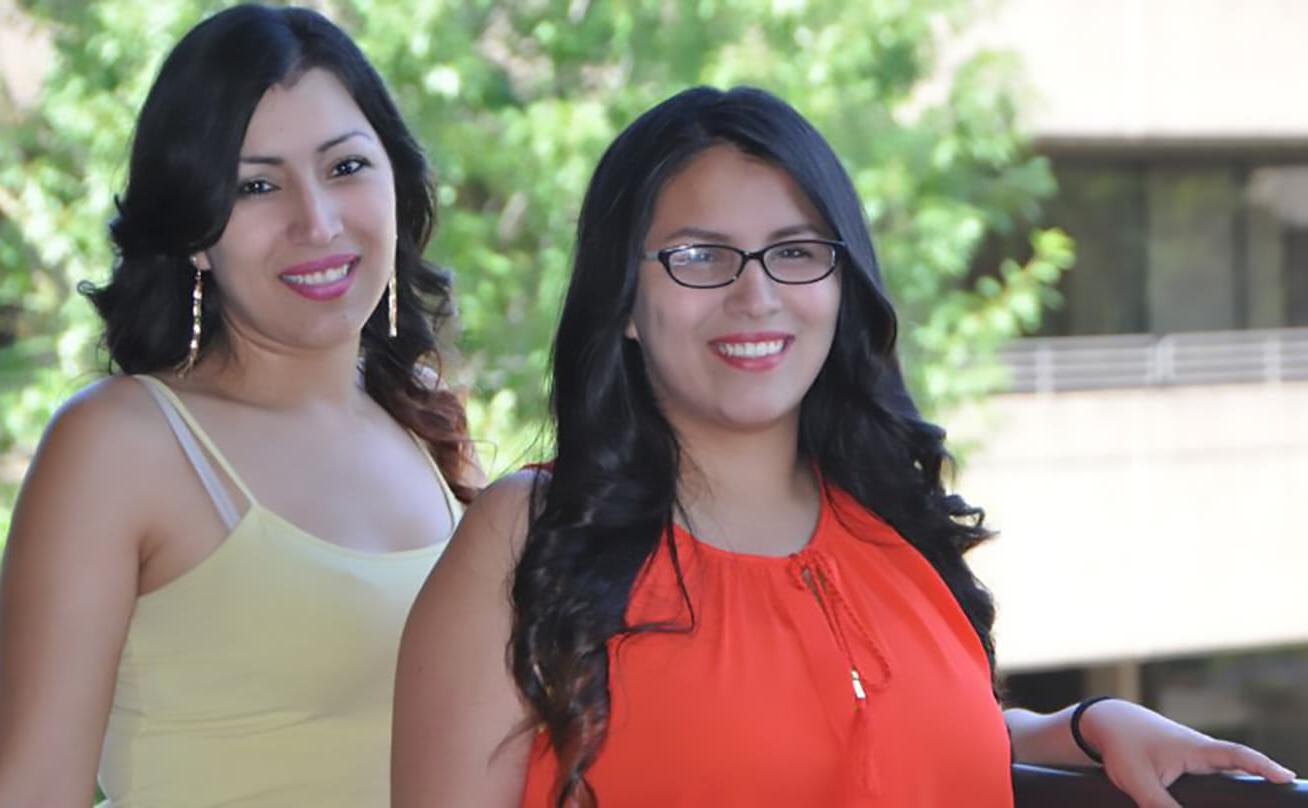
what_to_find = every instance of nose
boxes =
[724,256,782,318]
[289,182,342,245]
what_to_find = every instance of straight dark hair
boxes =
[510,85,997,806]
[81,4,474,500]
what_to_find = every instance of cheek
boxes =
[371,189,398,233]
[361,206,397,261]
[369,172,399,236]
[806,281,842,333]
[212,207,275,264]
[628,299,684,382]
[625,275,663,343]
[627,271,722,364]
[631,294,710,356]
[627,298,663,352]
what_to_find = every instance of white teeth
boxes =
[282,263,351,286]
[715,339,785,358]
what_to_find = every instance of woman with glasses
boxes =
[0,6,476,806]
[393,86,1293,807]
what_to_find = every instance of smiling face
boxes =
[197,67,396,357]
[625,144,842,437]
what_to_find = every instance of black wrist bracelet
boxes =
[1070,696,1116,764]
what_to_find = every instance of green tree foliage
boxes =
[0,0,1073,532]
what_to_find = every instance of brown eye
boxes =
[668,246,725,267]
[237,177,276,196]
[331,157,371,177]
[772,244,816,261]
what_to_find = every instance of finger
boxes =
[1199,741,1297,783]
[1105,762,1183,808]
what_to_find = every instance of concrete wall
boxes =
[958,0,1308,143]
[0,1,50,113]
[952,381,1308,671]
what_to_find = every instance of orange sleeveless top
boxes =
[519,485,1012,807]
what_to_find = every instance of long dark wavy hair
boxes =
[510,86,997,806]
[80,4,474,501]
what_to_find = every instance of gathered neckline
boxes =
[669,485,906,567]
[670,487,834,564]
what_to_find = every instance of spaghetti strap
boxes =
[134,376,257,522]
[402,429,462,521]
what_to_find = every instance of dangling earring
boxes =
[387,268,398,338]
[178,260,203,376]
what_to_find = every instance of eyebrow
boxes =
[239,130,373,165]
[660,223,822,244]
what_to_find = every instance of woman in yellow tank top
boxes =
[0,6,477,807]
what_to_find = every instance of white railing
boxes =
[998,327,1308,393]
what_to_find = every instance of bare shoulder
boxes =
[15,375,181,539]
[38,375,173,459]
[394,469,540,807]
[459,469,541,540]
[436,468,542,581]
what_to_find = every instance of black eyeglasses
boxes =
[642,239,846,289]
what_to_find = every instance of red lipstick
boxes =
[708,331,793,371]
[278,253,358,301]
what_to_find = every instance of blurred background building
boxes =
[954,0,1308,770]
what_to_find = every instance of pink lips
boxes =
[708,331,793,371]
[278,253,358,301]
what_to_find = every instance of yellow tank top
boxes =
[97,375,462,807]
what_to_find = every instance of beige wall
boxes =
[958,0,1308,142]
[953,381,1308,671]
[0,1,50,113]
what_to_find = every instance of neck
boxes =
[673,414,817,523]
[181,332,369,412]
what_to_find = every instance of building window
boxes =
[1039,159,1308,336]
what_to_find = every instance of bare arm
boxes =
[1007,702,1295,808]
[1006,704,1096,767]
[392,471,537,808]
[0,385,151,807]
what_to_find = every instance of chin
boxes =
[713,406,801,433]
[295,319,369,350]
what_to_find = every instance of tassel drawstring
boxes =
[790,550,890,794]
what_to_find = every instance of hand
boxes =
[1078,698,1297,808]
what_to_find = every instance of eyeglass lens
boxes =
[665,241,837,287]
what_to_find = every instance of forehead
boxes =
[646,144,824,240]
[240,67,376,152]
